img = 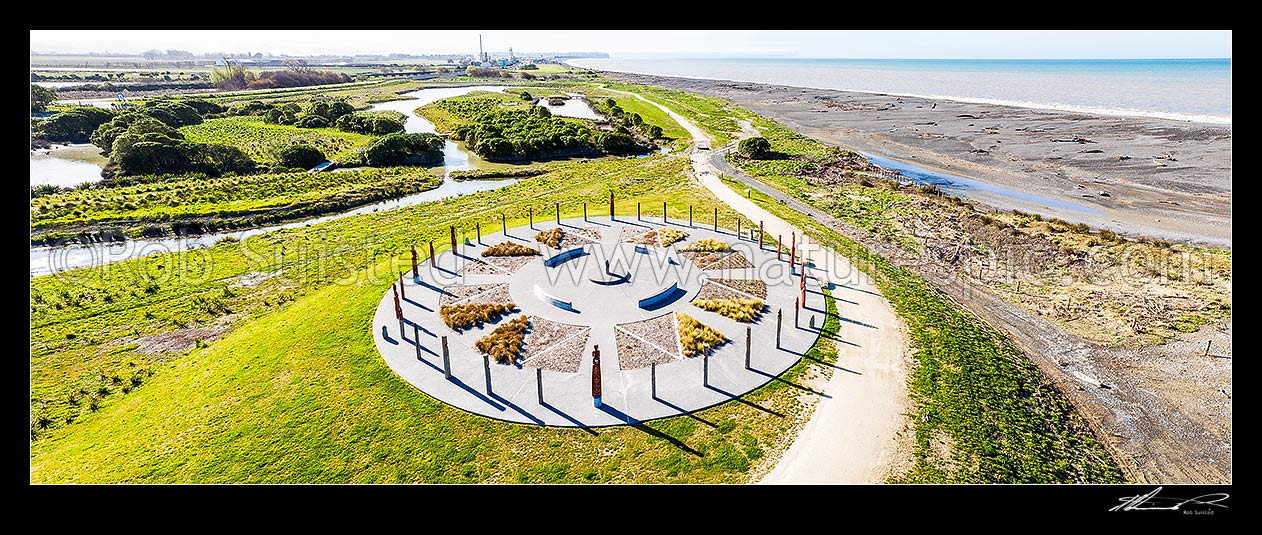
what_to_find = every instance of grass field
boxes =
[30,153,848,483]
[604,83,753,146]
[178,116,375,163]
[415,91,526,133]
[31,167,439,232]
[194,79,425,108]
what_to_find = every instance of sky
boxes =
[29,30,1231,59]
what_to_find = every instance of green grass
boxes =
[194,79,425,108]
[179,116,375,163]
[30,152,850,483]
[30,167,439,236]
[604,83,753,146]
[416,91,526,133]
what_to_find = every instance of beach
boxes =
[604,71,1232,247]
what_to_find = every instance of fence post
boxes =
[476,222,481,244]
[637,202,641,220]
[413,324,421,361]
[776,308,782,348]
[442,336,451,379]
[759,221,764,249]
[689,205,693,227]
[745,325,752,369]
[536,367,544,405]
[651,363,657,399]
[703,353,709,386]
[663,201,667,224]
[501,213,506,235]
[713,207,718,232]
[483,354,492,393]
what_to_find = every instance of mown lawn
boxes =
[30,153,845,483]
[179,116,375,163]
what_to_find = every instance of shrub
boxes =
[482,242,540,257]
[31,84,57,112]
[681,238,732,252]
[361,133,444,166]
[439,303,516,331]
[737,137,772,159]
[534,227,563,248]
[275,145,326,169]
[37,107,115,142]
[475,316,529,364]
[293,114,330,128]
[1098,229,1119,242]
[519,91,533,101]
[692,297,765,322]
[678,313,728,357]
[657,228,689,247]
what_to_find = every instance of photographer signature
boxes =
[1111,487,1229,512]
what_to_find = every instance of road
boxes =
[609,87,912,484]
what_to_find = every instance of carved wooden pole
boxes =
[713,207,718,232]
[555,201,560,225]
[529,207,533,229]
[393,283,403,336]
[501,213,506,234]
[609,191,614,219]
[703,352,710,386]
[795,297,800,327]
[689,205,693,227]
[662,201,667,224]
[592,345,603,408]
[536,367,544,405]
[476,222,481,244]
[790,241,796,275]
[583,202,587,222]
[800,264,807,305]
[483,353,492,393]
[449,225,457,253]
[410,244,418,278]
[429,240,435,267]
[758,221,764,249]
[737,218,741,238]
[637,202,641,220]
[777,235,783,261]
[399,271,406,298]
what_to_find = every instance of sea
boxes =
[567,58,1232,125]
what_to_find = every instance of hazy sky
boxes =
[30,30,1231,59]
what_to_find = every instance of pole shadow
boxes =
[839,316,878,329]
[747,367,833,398]
[489,391,545,425]
[586,219,611,227]
[619,219,650,229]
[652,396,719,428]
[402,317,437,338]
[416,278,456,296]
[805,355,862,375]
[539,402,598,435]
[382,329,399,345]
[834,283,883,297]
[628,421,703,457]
[448,377,506,411]
[597,402,637,425]
[402,296,433,311]
[703,384,785,417]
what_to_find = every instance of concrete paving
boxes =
[372,216,825,427]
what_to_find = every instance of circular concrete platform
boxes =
[373,216,826,427]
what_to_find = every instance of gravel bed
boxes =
[521,316,585,361]
[523,326,589,373]
[483,255,536,273]
[570,227,602,242]
[680,251,754,270]
[710,278,768,299]
[615,328,679,370]
[621,227,657,245]
[695,282,745,301]
[439,284,498,305]
[460,283,512,305]
[616,313,680,357]
[460,259,504,275]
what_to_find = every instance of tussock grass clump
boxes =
[693,297,765,323]
[680,238,732,252]
[677,312,728,357]
[657,228,689,247]
[481,242,539,257]
[440,302,516,331]
[535,227,563,248]
[476,316,529,364]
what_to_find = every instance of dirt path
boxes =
[611,87,913,483]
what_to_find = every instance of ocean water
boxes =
[568,58,1232,124]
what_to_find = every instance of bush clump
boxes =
[482,242,540,257]
[534,227,563,248]
[475,316,529,364]
[657,228,689,247]
[692,297,765,323]
[677,313,729,357]
[439,303,516,331]
[681,238,732,252]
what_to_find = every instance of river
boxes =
[30,86,522,277]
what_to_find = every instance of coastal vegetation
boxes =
[178,116,373,163]
[482,242,540,257]
[677,313,728,357]
[692,298,764,323]
[476,316,529,364]
[534,227,563,248]
[440,303,517,331]
[357,133,444,166]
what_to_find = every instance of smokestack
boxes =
[479,34,483,62]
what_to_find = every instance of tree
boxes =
[31,84,56,113]
[519,91,533,101]
[209,62,257,90]
[275,145,326,169]
[737,137,772,159]
[645,124,664,139]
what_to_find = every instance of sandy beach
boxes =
[604,72,1232,247]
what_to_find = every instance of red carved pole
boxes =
[410,244,418,278]
[777,235,783,261]
[592,345,603,408]
[399,272,406,298]
[800,264,807,305]
[449,225,457,252]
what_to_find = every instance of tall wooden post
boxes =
[745,326,752,369]
[449,225,457,253]
[651,363,657,399]
[790,241,796,274]
[429,240,435,267]
[800,265,807,305]
[501,213,506,234]
[637,202,641,220]
[689,205,693,227]
[441,336,451,379]
[413,323,421,361]
[609,191,614,219]
[399,272,406,298]
[483,353,492,393]
[476,222,481,244]
[758,221,764,249]
[529,207,533,229]
[583,202,587,221]
[737,218,741,238]
[662,201,667,224]
[393,283,403,336]
[777,235,783,260]
[703,353,709,386]
[555,201,560,225]
[713,207,718,232]
[795,297,800,327]
[776,308,783,347]
[410,244,418,278]
[536,367,544,405]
